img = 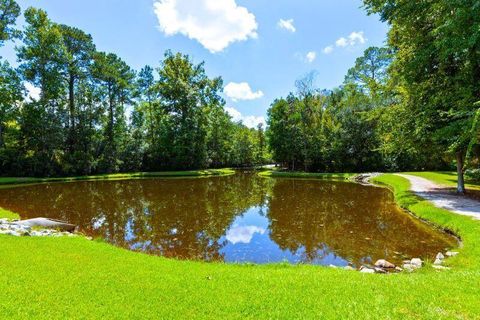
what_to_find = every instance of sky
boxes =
[1,0,388,128]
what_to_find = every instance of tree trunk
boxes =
[69,74,75,129]
[456,151,466,194]
[0,122,4,149]
[109,97,115,144]
[148,100,155,144]
[107,84,115,145]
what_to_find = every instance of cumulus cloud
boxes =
[335,37,348,47]
[335,31,366,48]
[225,107,266,129]
[322,31,367,56]
[224,82,264,101]
[348,31,367,45]
[306,51,317,63]
[226,225,265,244]
[277,19,296,33]
[24,82,41,102]
[153,0,258,53]
[323,46,334,54]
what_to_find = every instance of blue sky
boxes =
[2,0,388,128]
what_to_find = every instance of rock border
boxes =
[354,253,459,274]
[0,218,79,238]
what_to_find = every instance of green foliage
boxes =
[466,169,480,183]
[154,51,220,169]
[0,5,268,177]
[0,0,20,46]
[92,51,135,173]
[345,46,392,102]
[267,68,385,173]
[268,1,480,178]
[364,0,480,190]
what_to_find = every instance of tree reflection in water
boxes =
[0,172,456,266]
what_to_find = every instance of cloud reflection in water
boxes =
[226,225,266,244]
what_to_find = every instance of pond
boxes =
[0,172,456,267]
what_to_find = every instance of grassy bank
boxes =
[258,170,356,180]
[0,168,235,188]
[0,207,18,220]
[1,173,480,319]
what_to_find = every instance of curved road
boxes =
[396,174,480,220]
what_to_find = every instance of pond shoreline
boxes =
[0,168,235,219]
[0,168,235,187]
[0,170,460,267]
[1,171,480,318]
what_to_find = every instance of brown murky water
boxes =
[0,172,456,266]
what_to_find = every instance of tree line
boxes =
[1,0,479,193]
[0,1,270,177]
[267,1,480,192]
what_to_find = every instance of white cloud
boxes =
[224,82,264,101]
[348,31,367,46]
[335,37,348,47]
[153,0,258,53]
[225,106,242,120]
[323,46,334,54]
[306,51,317,63]
[24,82,40,102]
[335,31,367,48]
[226,225,265,244]
[225,107,266,129]
[277,19,296,33]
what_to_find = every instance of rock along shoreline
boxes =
[0,218,79,238]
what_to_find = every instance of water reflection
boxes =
[0,172,456,266]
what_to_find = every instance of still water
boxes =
[0,172,456,266]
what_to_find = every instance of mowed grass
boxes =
[0,168,235,188]
[405,171,480,191]
[1,172,480,319]
[0,207,18,220]
[258,170,356,180]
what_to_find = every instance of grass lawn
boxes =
[0,207,18,220]
[258,170,356,180]
[0,168,235,188]
[405,171,480,191]
[1,172,480,319]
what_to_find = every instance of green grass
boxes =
[1,172,480,319]
[405,171,480,191]
[0,207,18,220]
[0,168,235,188]
[258,170,356,180]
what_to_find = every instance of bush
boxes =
[466,169,480,182]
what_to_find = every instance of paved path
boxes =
[396,174,480,220]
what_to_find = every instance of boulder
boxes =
[0,229,16,236]
[433,259,443,266]
[402,263,414,272]
[446,251,459,257]
[374,267,387,274]
[13,218,76,232]
[359,266,375,274]
[374,259,396,268]
[410,258,423,268]
[436,252,445,260]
